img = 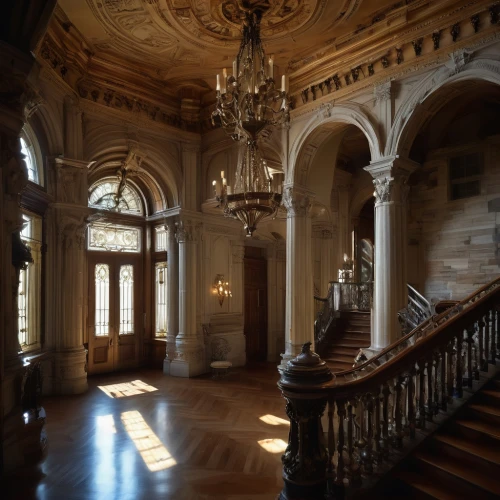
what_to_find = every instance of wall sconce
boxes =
[213,274,232,307]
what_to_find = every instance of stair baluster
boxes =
[426,356,434,421]
[407,367,416,438]
[336,399,346,484]
[485,311,491,366]
[373,387,382,461]
[495,308,500,358]
[418,360,426,429]
[327,398,335,480]
[490,309,497,363]
[465,326,474,388]
[454,335,464,399]
[393,377,404,449]
[478,318,486,371]
[439,347,447,411]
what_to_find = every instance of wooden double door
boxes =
[244,257,268,362]
[88,254,142,374]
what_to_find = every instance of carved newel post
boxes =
[278,342,333,500]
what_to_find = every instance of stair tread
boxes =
[434,433,500,465]
[395,471,459,500]
[415,450,500,495]
[469,403,500,417]
[481,389,500,399]
[455,419,500,440]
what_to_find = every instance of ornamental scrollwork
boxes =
[282,187,313,217]
[373,177,393,204]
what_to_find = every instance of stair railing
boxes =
[279,277,500,500]
[398,284,433,334]
[314,281,373,355]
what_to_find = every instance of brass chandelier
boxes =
[211,3,289,237]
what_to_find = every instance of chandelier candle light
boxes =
[212,4,289,237]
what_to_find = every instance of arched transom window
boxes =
[89,178,144,215]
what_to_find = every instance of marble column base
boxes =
[53,346,88,395]
[170,347,206,378]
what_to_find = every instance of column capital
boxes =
[175,219,201,243]
[282,185,314,217]
[364,155,419,180]
[365,156,419,205]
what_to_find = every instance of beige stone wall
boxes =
[408,136,500,301]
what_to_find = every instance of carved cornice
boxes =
[290,1,499,114]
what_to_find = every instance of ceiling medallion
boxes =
[211,2,289,237]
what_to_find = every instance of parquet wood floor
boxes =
[3,364,287,500]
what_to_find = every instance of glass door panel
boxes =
[88,256,141,374]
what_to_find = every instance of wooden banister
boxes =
[278,277,500,500]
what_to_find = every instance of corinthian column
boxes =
[163,218,179,375]
[51,158,89,394]
[364,156,418,349]
[280,186,314,371]
[170,219,205,377]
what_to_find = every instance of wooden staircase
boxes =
[375,372,500,499]
[323,310,371,372]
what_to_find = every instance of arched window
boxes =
[89,178,145,215]
[20,126,43,186]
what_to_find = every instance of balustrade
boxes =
[279,277,500,500]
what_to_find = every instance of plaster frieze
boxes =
[282,186,314,218]
[56,212,88,251]
[290,3,499,115]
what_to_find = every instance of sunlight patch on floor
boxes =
[259,414,290,426]
[96,414,117,434]
[258,438,288,453]
[121,410,176,471]
[98,380,158,398]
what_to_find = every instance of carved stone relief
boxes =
[282,187,313,217]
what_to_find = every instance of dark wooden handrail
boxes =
[278,276,500,499]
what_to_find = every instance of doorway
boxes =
[244,254,268,362]
[88,254,142,374]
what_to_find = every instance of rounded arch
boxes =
[386,56,500,159]
[84,123,182,209]
[288,102,383,185]
[350,183,375,220]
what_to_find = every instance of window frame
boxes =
[20,125,44,187]
[18,211,43,352]
[153,224,168,340]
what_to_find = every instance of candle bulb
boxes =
[216,74,221,91]
[222,67,227,93]
[281,74,286,92]
[269,55,274,79]
[221,170,225,180]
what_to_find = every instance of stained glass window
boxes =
[20,136,38,184]
[155,262,167,338]
[18,266,28,345]
[95,264,110,336]
[18,213,42,349]
[155,225,167,252]
[89,179,144,215]
[88,223,141,253]
[119,265,134,335]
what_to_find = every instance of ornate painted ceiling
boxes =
[57,0,399,91]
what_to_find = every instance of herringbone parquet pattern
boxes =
[5,365,288,500]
